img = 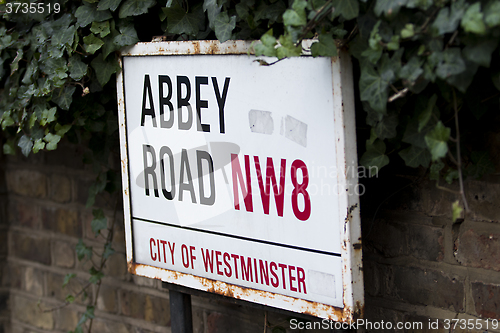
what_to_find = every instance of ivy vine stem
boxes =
[388,87,408,103]
[86,197,119,333]
[453,89,469,213]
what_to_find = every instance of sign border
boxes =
[116,39,363,322]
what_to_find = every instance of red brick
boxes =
[42,207,81,238]
[10,200,40,228]
[119,290,169,325]
[365,219,408,258]
[407,224,444,261]
[11,295,54,329]
[49,174,72,203]
[206,311,262,333]
[96,284,117,313]
[103,252,127,279]
[388,266,464,312]
[455,229,500,271]
[52,241,75,268]
[10,232,51,265]
[6,169,47,198]
[466,181,500,222]
[472,282,500,319]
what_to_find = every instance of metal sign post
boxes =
[169,290,193,333]
[116,40,363,322]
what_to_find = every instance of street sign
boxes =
[116,40,363,322]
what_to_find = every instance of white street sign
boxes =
[117,40,363,321]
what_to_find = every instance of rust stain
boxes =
[353,243,362,250]
[127,261,353,321]
[354,300,364,320]
[192,41,200,55]
[207,41,218,55]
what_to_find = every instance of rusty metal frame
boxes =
[116,39,363,322]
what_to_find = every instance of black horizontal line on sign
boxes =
[133,216,342,257]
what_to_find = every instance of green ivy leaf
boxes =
[387,35,400,50]
[91,208,108,236]
[430,160,445,180]
[452,200,463,222]
[76,239,93,261]
[65,294,76,303]
[403,114,436,148]
[446,60,478,93]
[91,54,121,86]
[332,0,358,20]
[113,23,139,47]
[400,23,415,38]
[103,243,115,259]
[77,306,95,326]
[213,11,236,43]
[29,113,37,128]
[40,107,57,126]
[3,141,16,155]
[310,33,337,57]
[52,86,76,111]
[62,273,76,287]
[283,0,307,27]
[118,0,155,18]
[83,34,104,54]
[18,135,33,157]
[163,6,199,36]
[359,61,389,114]
[360,139,390,176]
[33,139,45,153]
[424,121,450,161]
[418,94,437,132]
[436,48,465,80]
[68,55,88,80]
[375,113,398,139]
[203,0,222,29]
[444,168,459,184]
[276,34,302,59]
[254,30,278,57]
[400,56,424,86]
[86,172,107,208]
[102,26,121,59]
[51,25,77,47]
[432,0,467,35]
[10,49,23,75]
[399,145,431,168]
[98,0,123,11]
[463,38,498,68]
[44,133,62,150]
[261,1,286,24]
[88,267,104,284]
[75,4,113,27]
[283,9,306,26]
[90,21,111,37]
[55,123,72,136]
[484,0,500,27]
[461,2,486,35]
[374,0,407,17]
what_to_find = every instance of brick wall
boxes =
[2,135,500,332]
[362,166,500,330]
[2,143,310,333]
